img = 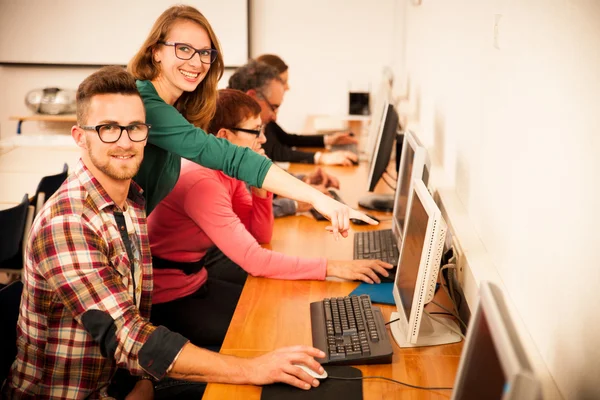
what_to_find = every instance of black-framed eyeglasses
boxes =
[79,123,151,143]
[226,126,264,136]
[257,91,280,113]
[159,41,218,64]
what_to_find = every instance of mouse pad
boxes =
[261,366,363,400]
[350,282,395,305]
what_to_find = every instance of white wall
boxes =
[0,66,99,139]
[250,0,399,132]
[398,0,600,398]
[0,0,398,138]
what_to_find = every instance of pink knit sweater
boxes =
[148,159,327,304]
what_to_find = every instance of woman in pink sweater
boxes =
[148,89,392,347]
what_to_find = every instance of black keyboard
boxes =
[310,294,393,365]
[354,229,399,266]
[310,189,345,221]
[330,143,359,155]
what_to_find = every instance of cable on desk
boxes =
[385,318,400,326]
[437,264,468,331]
[384,168,398,181]
[424,310,466,340]
[430,300,467,331]
[381,171,397,191]
[327,375,453,391]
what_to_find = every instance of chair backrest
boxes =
[0,280,23,386]
[34,163,68,216]
[0,195,29,264]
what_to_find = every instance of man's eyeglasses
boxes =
[159,41,218,64]
[79,123,151,143]
[257,91,279,113]
[226,126,264,136]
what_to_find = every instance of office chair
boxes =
[0,194,34,275]
[33,163,68,216]
[0,280,23,386]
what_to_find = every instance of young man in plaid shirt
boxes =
[2,66,325,399]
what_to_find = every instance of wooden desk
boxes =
[10,114,76,134]
[203,161,462,399]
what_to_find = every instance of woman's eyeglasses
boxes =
[226,126,264,136]
[159,41,218,64]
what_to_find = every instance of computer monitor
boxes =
[390,179,462,347]
[451,282,540,400]
[364,83,392,163]
[392,130,430,243]
[358,103,399,212]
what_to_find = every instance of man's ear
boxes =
[215,128,229,139]
[71,125,87,149]
[246,89,257,98]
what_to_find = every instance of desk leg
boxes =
[17,120,23,135]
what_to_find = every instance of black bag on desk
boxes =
[261,366,363,400]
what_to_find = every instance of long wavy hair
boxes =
[128,5,224,130]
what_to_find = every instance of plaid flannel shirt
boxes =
[3,160,188,399]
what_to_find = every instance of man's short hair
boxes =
[76,66,141,124]
[228,60,282,94]
[208,89,261,135]
[256,54,288,74]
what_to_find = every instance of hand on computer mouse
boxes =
[318,151,358,166]
[327,259,394,284]
[245,345,325,389]
[293,363,328,380]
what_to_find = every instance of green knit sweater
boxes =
[134,80,273,213]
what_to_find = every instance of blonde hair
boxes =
[128,5,224,130]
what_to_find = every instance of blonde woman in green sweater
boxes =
[128,5,375,241]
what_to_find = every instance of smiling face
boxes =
[152,19,212,101]
[74,94,147,183]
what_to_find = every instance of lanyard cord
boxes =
[113,211,137,307]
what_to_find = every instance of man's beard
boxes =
[88,148,142,181]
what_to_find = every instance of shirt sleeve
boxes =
[35,215,187,380]
[232,183,274,244]
[263,123,317,163]
[143,93,273,188]
[267,121,326,147]
[184,177,326,281]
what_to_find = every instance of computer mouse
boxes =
[378,269,397,283]
[293,363,328,379]
[351,213,380,225]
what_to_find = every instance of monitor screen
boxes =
[454,310,507,399]
[452,282,540,400]
[396,190,428,321]
[395,140,415,234]
[366,104,399,192]
[393,132,429,241]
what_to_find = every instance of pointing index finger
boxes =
[349,209,379,225]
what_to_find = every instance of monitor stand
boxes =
[358,193,394,212]
[389,312,462,348]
